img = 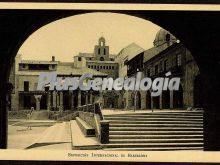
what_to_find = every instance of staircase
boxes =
[103,110,204,151]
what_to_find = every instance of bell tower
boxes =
[94,37,110,61]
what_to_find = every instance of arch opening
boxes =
[3,11,214,151]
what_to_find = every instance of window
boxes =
[94,65,96,69]
[103,66,106,69]
[88,65,90,68]
[51,65,55,69]
[147,69,151,77]
[98,48,101,55]
[177,54,182,66]
[91,65,93,69]
[166,34,170,41]
[24,81,29,91]
[78,57,81,61]
[112,66,115,70]
[28,64,49,70]
[100,66,102,69]
[164,60,168,71]
[22,64,26,69]
[100,57,104,61]
[34,83,38,90]
[155,65,158,75]
[160,61,163,72]
[106,66,108,69]
[103,48,106,55]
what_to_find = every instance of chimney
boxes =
[52,56,55,62]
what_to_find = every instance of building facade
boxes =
[126,29,202,110]
[9,31,203,111]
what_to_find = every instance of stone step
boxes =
[110,130,203,135]
[103,143,203,148]
[104,114,203,118]
[110,123,203,127]
[109,138,203,144]
[104,117,203,121]
[103,147,203,151]
[76,117,95,137]
[104,111,203,114]
[109,127,203,131]
[109,134,203,139]
[107,120,203,124]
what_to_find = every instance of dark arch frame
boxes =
[0,10,220,150]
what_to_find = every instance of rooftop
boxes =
[117,43,144,60]
[143,43,170,63]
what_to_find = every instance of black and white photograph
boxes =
[0,2,220,163]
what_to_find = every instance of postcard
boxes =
[0,2,219,163]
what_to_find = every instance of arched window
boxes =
[98,48,101,55]
[100,57,104,61]
[103,48,106,55]
[101,41,104,46]
[166,34,170,41]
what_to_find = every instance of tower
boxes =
[94,37,110,61]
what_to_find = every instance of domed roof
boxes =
[99,36,105,42]
[153,29,177,47]
[98,36,105,46]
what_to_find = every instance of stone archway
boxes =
[146,90,151,109]
[162,90,170,109]
[152,96,160,109]
[173,84,183,109]
[137,91,141,109]
[0,10,219,150]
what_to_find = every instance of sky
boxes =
[18,12,161,62]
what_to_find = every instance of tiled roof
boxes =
[117,43,144,60]
[143,43,170,63]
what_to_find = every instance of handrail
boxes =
[77,103,103,119]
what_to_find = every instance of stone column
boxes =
[126,91,132,109]
[34,95,42,111]
[151,95,154,109]
[78,90,81,107]
[70,91,74,109]
[159,93,163,109]
[47,92,51,111]
[100,91,104,108]
[52,91,56,108]
[59,91,63,112]
[170,90,173,109]
[141,91,146,110]
[90,91,93,104]
[85,91,89,105]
